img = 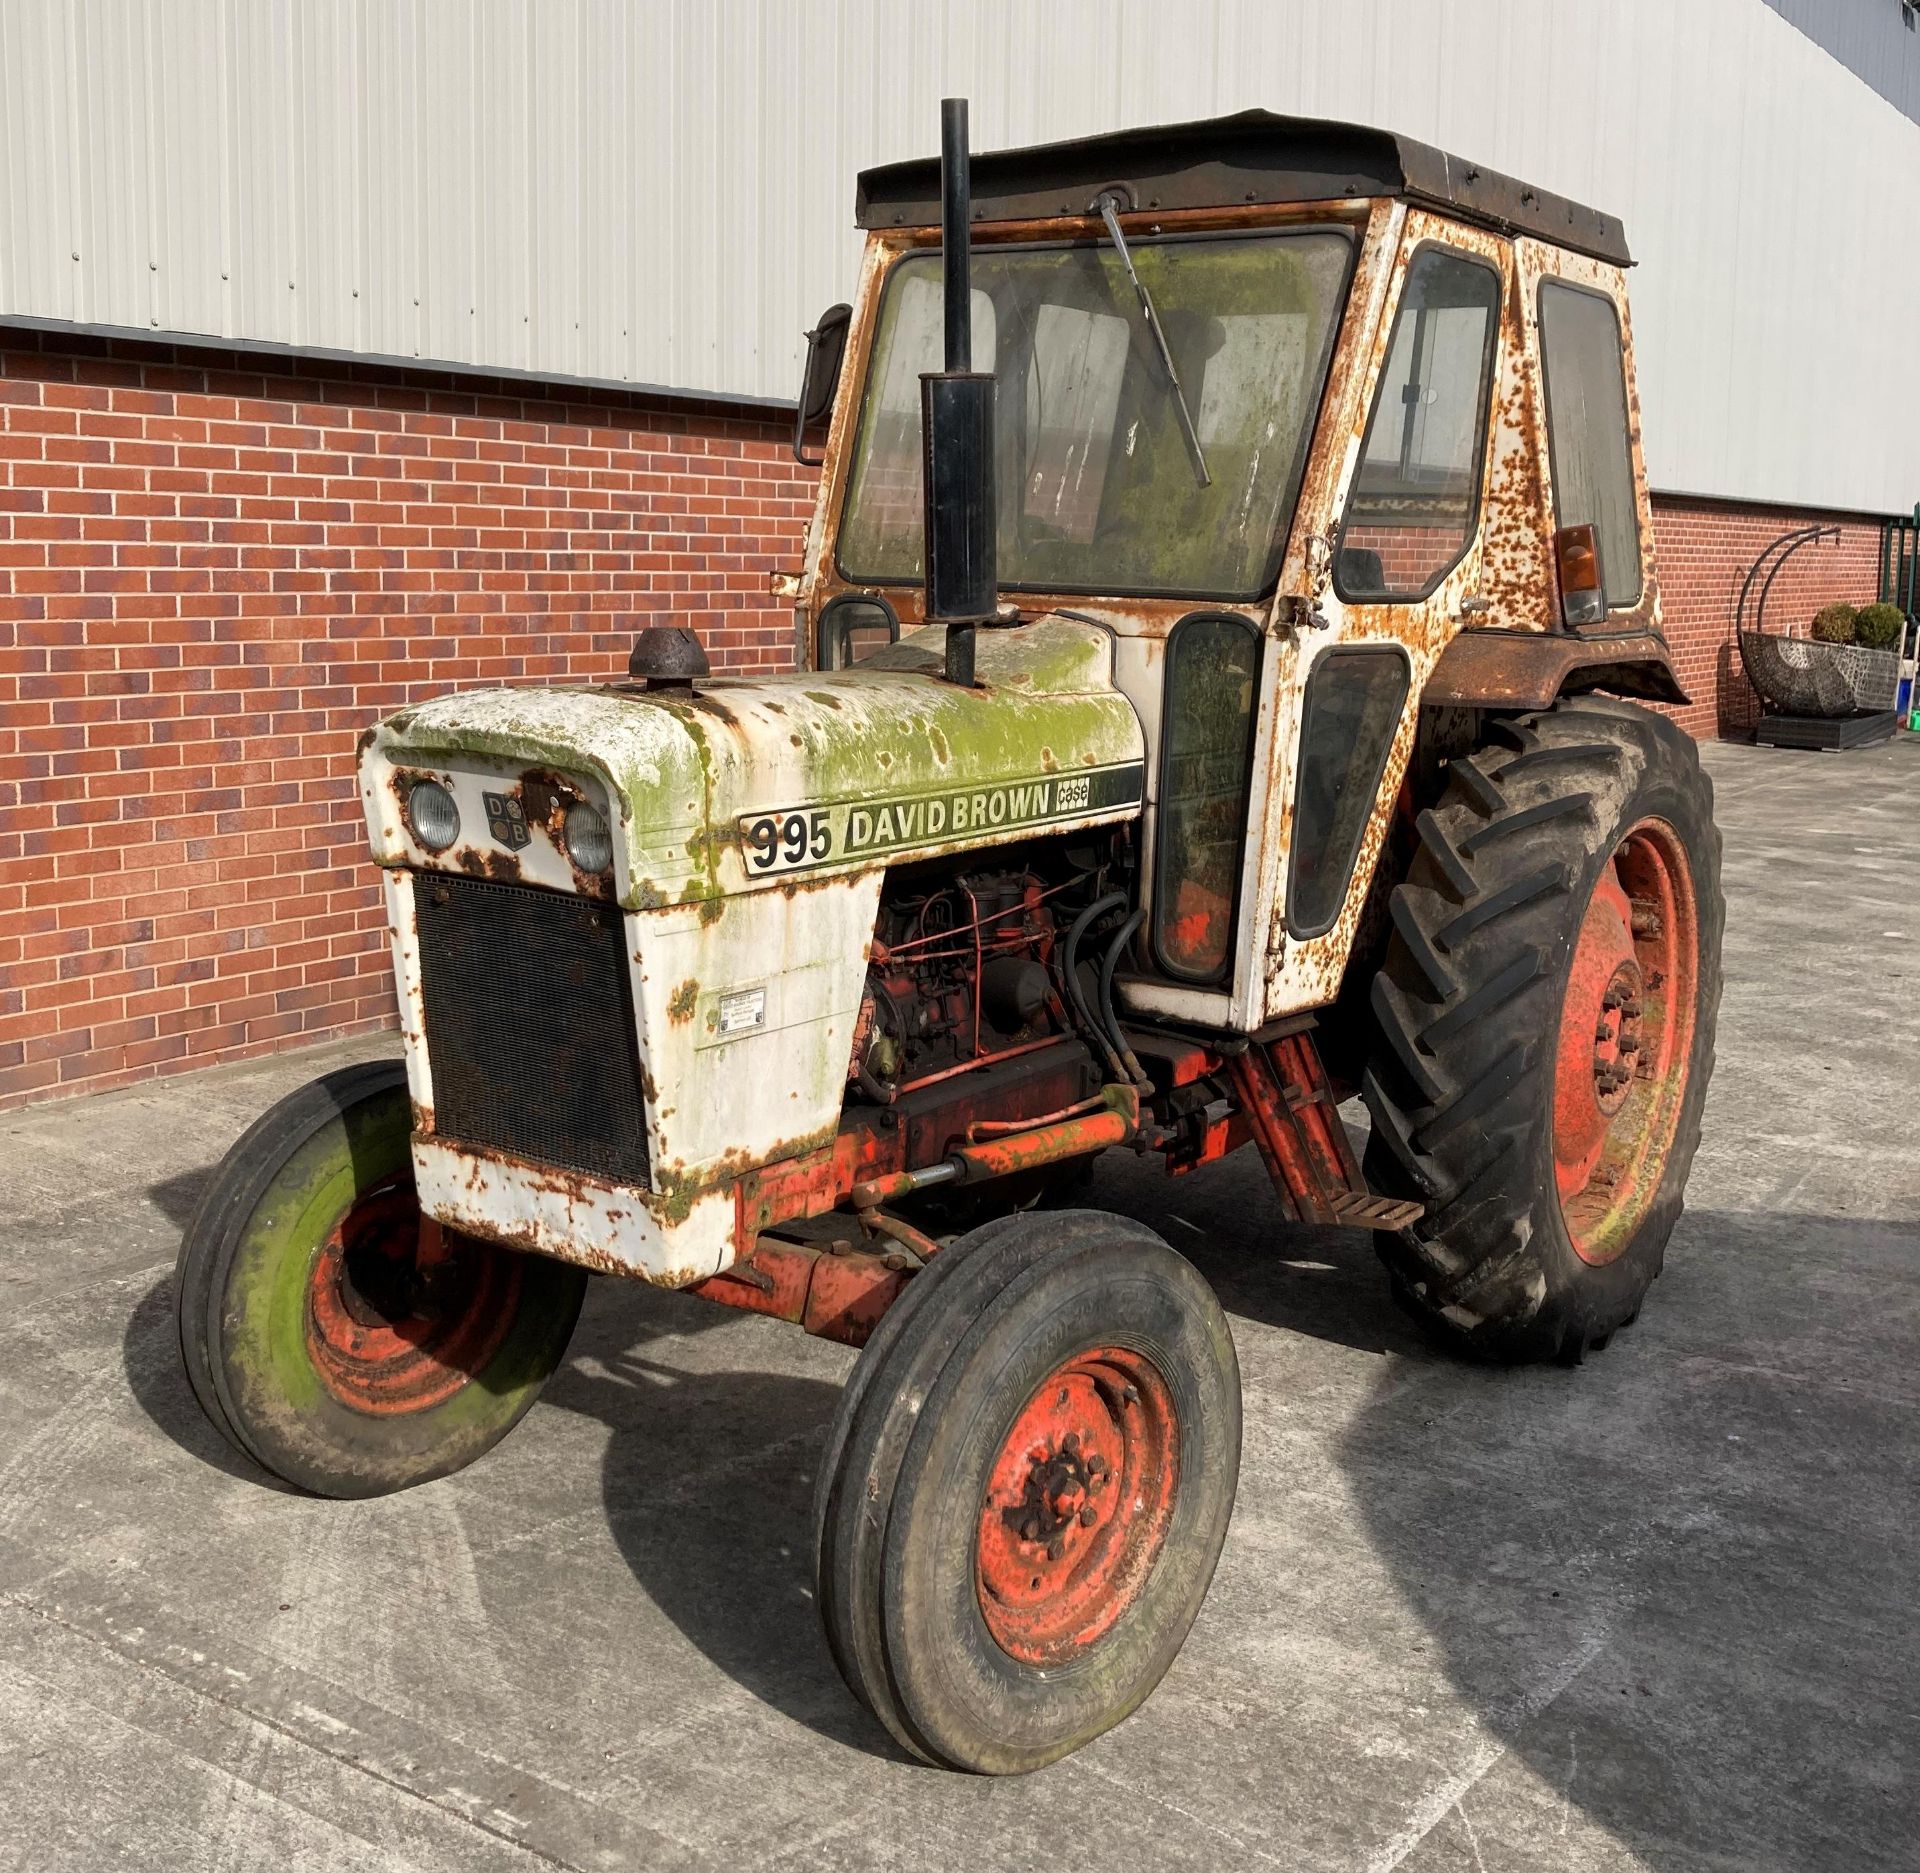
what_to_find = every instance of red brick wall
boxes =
[0,334,817,1112]
[1338,520,1466,593]
[1648,494,1888,738]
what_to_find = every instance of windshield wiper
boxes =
[1093,191,1212,489]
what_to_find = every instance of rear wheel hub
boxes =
[1552,819,1699,1266]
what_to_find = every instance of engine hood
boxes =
[359,615,1146,909]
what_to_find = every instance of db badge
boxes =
[483,792,531,851]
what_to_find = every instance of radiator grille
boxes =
[413,872,651,1186]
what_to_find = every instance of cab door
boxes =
[1254,212,1513,1020]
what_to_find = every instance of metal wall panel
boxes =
[1,0,1916,514]
[1762,0,1920,126]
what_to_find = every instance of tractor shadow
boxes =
[120,1269,299,1487]
[1092,1114,1433,1359]
[539,1278,912,1760]
[124,1167,298,1487]
[1321,1204,1920,1871]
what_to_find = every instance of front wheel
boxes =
[175,1061,588,1497]
[1362,697,1723,1363]
[813,1210,1241,1773]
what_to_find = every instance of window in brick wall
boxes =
[1538,280,1642,608]
[1335,245,1500,604]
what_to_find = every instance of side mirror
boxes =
[792,303,852,465]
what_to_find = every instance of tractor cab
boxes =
[788,108,1681,1034]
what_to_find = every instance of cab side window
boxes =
[1538,281,1642,607]
[1335,247,1501,603]
[1285,646,1411,939]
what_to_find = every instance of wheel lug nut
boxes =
[1021,1516,1040,1541]
[1047,1538,1065,1561]
[1079,1505,1097,1527]
[1086,1453,1108,1477]
[1062,1431,1080,1456]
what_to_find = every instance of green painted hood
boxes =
[361,616,1145,908]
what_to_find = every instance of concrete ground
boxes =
[2,735,1916,1873]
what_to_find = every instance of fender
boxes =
[1423,628,1688,711]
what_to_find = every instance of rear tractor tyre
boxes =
[1361,697,1723,1363]
[176,1062,588,1497]
[813,1210,1241,1774]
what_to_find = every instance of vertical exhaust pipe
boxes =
[921,98,998,686]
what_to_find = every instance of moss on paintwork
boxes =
[667,979,698,1022]
[363,617,1143,906]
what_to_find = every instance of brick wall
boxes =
[0,334,817,1112]
[1338,520,1465,593]
[1648,494,1888,738]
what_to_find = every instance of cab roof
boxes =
[856,109,1631,267]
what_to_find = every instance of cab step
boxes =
[1227,1024,1424,1231]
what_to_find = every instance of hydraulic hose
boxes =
[1061,893,1130,1085]
[1098,907,1153,1091]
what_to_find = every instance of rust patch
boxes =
[454,845,525,883]
[688,1235,907,1348]
[1427,631,1686,709]
[517,766,615,899]
[667,978,699,1023]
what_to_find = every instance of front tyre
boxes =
[176,1062,588,1497]
[1361,697,1723,1363]
[814,1211,1241,1774]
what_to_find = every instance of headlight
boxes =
[563,801,613,875]
[405,778,460,853]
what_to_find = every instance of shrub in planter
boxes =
[1853,602,1905,651]
[1810,602,1858,644]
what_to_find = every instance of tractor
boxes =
[177,102,1722,1774]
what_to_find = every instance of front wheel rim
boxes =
[1551,818,1700,1266]
[974,1346,1179,1666]
[304,1181,520,1413]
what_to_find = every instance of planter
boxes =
[1737,630,1900,719]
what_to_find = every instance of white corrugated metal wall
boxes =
[2,0,1916,515]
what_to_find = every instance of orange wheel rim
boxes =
[305,1182,519,1414]
[1551,818,1699,1266]
[975,1347,1178,1666]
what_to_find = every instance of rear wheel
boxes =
[1361,697,1722,1363]
[176,1062,588,1496]
[813,1210,1240,1773]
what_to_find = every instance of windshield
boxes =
[837,229,1354,600]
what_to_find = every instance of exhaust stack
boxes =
[921,98,998,686]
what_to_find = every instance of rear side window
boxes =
[1538,281,1641,607]
[1335,246,1500,603]
[1286,646,1411,939]
[1153,613,1262,983]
